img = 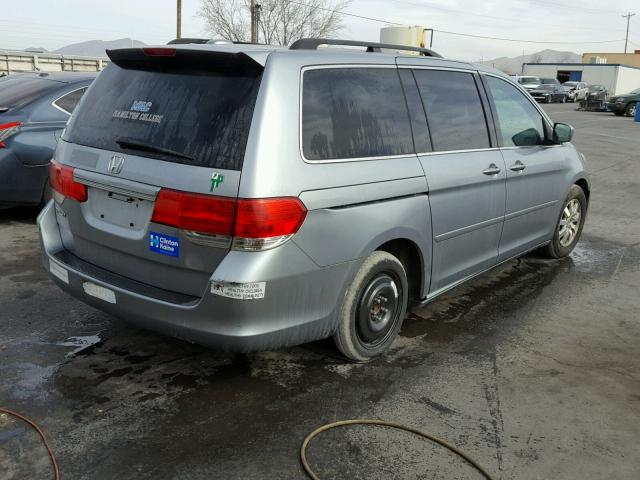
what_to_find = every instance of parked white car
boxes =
[563,81,588,102]
[513,75,541,91]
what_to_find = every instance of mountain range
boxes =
[24,40,581,72]
[26,38,147,57]
[479,49,581,74]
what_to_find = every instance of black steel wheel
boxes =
[334,251,408,362]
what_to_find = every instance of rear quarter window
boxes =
[53,87,88,115]
[302,67,414,161]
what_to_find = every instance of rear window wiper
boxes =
[115,138,194,162]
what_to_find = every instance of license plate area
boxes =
[86,187,154,230]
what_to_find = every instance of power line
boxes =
[287,0,627,46]
[385,0,616,31]
[524,0,626,15]
[434,29,625,45]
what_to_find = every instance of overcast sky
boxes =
[0,0,638,61]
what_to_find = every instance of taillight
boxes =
[233,198,307,250]
[150,189,307,251]
[151,189,235,236]
[49,160,87,202]
[0,121,21,148]
[143,47,176,57]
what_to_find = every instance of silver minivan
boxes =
[39,39,590,361]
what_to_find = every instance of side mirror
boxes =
[553,122,574,143]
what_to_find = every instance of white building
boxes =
[522,63,640,95]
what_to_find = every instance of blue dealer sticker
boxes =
[149,232,179,257]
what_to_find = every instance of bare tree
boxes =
[198,0,351,45]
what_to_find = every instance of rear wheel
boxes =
[334,251,408,362]
[625,102,637,117]
[543,185,587,258]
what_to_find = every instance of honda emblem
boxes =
[108,155,125,175]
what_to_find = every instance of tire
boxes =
[334,251,409,362]
[561,95,566,103]
[625,102,637,117]
[545,96,552,104]
[543,185,587,259]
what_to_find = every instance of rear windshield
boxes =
[0,76,60,110]
[518,77,539,85]
[64,63,262,171]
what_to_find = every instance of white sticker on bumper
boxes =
[211,281,266,300]
[49,260,69,284]
[82,282,116,304]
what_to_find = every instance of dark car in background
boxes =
[0,72,95,208]
[529,80,567,103]
[607,87,639,117]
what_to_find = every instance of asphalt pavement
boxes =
[1,103,639,479]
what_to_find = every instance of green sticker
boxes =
[210,172,224,191]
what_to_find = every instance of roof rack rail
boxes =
[289,38,442,57]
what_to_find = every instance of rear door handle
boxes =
[509,161,526,172]
[482,163,501,175]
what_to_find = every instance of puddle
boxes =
[9,362,58,400]
[0,426,26,443]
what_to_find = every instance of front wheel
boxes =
[626,102,637,117]
[543,185,587,258]
[334,251,408,362]
[546,96,552,104]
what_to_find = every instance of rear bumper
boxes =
[38,201,358,351]
[0,150,48,206]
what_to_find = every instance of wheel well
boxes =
[376,239,423,301]
[575,178,590,201]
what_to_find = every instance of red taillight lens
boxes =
[234,198,307,238]
[150,190,307,246]
[143,47,176,57]
[49,160,87,202]
[0,121,21,148]
[151,189,236,235]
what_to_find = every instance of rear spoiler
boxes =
[106,47,264,76]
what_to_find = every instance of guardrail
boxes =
[0,49,108,75]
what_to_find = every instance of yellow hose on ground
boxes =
[301,419,495,480]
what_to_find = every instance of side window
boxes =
[397,68,431,153]
[302,68,414,160]
[485,76,546,147]
[412,69,490,152]
[53,87,88,115]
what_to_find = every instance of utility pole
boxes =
[176,0,182,39]
[250,0,257,43]
[622,12,635,53]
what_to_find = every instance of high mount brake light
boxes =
[49,160,87,202]
[143,48,176,57]
[0,121,21,148]
[151,189,307,251]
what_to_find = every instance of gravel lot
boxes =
[1,103,639,479]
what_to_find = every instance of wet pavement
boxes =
[1,104,639,479]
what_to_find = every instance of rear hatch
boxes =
[56,47,264,297]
